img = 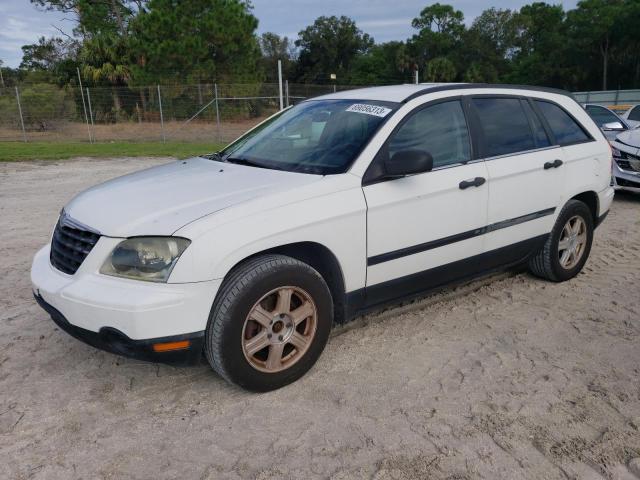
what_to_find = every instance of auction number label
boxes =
[346,104,392,117]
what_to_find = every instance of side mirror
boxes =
[603,121,625,131]
[384,150,434,178]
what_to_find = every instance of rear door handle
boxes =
[544,159,563,169]
[459,177,486,190]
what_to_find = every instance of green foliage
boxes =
[295,16,374,83]
[0,84,76,130]
[0,141,224,161]
[425,57,457,82]
[129,0,262,84]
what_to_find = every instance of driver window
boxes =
[388,100,471,168]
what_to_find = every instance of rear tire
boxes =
[204,254,333,392]
[528,199,594,282]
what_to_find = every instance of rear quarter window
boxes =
[535,100,590,146]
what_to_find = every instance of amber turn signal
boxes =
[152,340,191,352]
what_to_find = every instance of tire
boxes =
[204,254,333,392]
[528,199,594,282]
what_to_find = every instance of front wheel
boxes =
[529,199,594,282]
[204,254,333,392]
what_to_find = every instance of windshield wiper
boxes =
[225,157,271,169]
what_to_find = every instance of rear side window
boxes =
[388,100,471,168]
[535,100,590,145]
[472,98,536,157]
[628,106,640,121]
[522,101,551,148]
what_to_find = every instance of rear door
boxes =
[469,96,566,259]
[362,98,489,305]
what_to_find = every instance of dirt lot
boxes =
[1,157,639,480]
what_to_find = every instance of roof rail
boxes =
[402,83,574,103]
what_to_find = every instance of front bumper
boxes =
[31,243,221,364]
[34,293,204,365]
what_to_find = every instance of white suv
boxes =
[32,84,614,391]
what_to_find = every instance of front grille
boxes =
[50,217,100,275]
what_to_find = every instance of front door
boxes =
[363,99,489,306]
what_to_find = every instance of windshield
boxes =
[219,99,398,175]
[585,105,626,129]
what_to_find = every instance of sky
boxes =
[0,0,579,68]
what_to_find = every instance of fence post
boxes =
[415,69,419,85]
[278,60,284,111]
[76,67,92,143]
[86,87,95,143]
[15,86,27,143]
[614,88,620,105]
[214,83,221,142]
[285,80,289,107]
[157,84,166,143]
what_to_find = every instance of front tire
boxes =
[204,254,333,392]
[529,199,594,282]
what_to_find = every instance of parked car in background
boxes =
[32,84,614,391]
[621,104,640,128]
[611,128,640,192]
[584,104,631,140]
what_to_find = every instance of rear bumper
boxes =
[34,293,204,365]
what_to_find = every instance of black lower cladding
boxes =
[346,235,548,319]
[367,207,555,267]
[34,293,204,365]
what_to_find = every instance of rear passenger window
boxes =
[388,100,471,168]
[535,100,590,145]
[472,98,536,157]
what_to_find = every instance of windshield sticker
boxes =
[346,104,392,117]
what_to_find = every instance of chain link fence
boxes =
[4,83,637,144]
[0,82,362,144]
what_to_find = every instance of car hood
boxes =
[64,157,322,237]
[615,129,640,151]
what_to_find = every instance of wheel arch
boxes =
[218,241,348,324]
[570,191,599,224]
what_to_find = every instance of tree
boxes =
[408,3,465,76]
[129,0,262,83]
[507,3,571,88]
[260,33,296,80]
[567,0,626,90]
[349,42,411,85]
[425,57,456,82]
[295,16,374,83]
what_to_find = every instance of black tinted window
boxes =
[628,106,640,121]
[388,100,471,168]
[473,98,536,157]
[522,101,551,147]
[535,100,590,145]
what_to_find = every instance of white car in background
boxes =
[611,129,640,192]
[32,84,614,391]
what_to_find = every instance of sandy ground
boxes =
[1,157,639,480]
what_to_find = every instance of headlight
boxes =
[100,237,191,283]
[611,146,627,159]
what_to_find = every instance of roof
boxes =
[314,83,572,103]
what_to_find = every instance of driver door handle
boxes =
[459,177,486,190]
[544,159,563,170]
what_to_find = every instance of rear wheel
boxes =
[529,199,594,282]
[204,254,333,392]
